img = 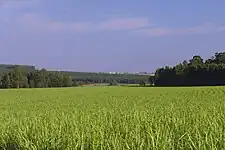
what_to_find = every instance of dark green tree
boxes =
[154,52,225,86]
[108,80,118,86]
[139,81,146,87]
[63,75,73,87]
[1,73,11,88]
[9,67,28,88]
[189,55,204,66]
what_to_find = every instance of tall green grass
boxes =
[0,86,225,149]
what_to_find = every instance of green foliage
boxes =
[63,75,73,87]
[58,71,149,84]
[48,72,64,87]
[139,80,146,87]
[148,75,155,85]
[108,80,118,86]
[154,52,225,86]
[1,73,11,88]
[0,64,149,88]
[0,87,224,149]
[1,65,146,89]
[0,67,74,89]
[72,81,78,87]
[78,81,84,86]
[0,64,35,74]
[9,67,28,88]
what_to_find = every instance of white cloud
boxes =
[1,0,225,37]
[10,11,225,36]
[219,26,225,31]
[183,23,220,35]
[135,22,225,36]
[8,13,151,33]
[13,13,91,33]
[0,0,5,7]
[0,0,40,24]
[136,28,171,36]
[97,18,150,31]
[1,1,152,33]
[0,0,39,9]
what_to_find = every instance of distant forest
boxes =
[1,51,225,89]
[153,52,225,86]
[0,64,149,88]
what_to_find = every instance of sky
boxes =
[1,0,225,72]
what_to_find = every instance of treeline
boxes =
[0,64,149,86]
[0,64,35,74]
[60,71,149,84]
[154,52,225,86]
[0,66,150,88]
[0,68,74,88]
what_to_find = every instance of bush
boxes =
[72,81,78,87]
[108,80,118,86]
[77,81,84,86]
[72,81,84,87]
[139,81,146,87]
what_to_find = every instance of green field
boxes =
[0,86,225,149]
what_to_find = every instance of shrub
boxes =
[139,81,146,87]
[108,80,118,86]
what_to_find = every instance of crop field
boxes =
[0,86,225,149]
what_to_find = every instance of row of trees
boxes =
[59,71,149,84]
[0,64,150,86]
[3,52,225,88]
[154,52,225,86]
[0,66,150,89]
[0,67,74,88]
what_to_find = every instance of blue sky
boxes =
[1,0,225,72]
